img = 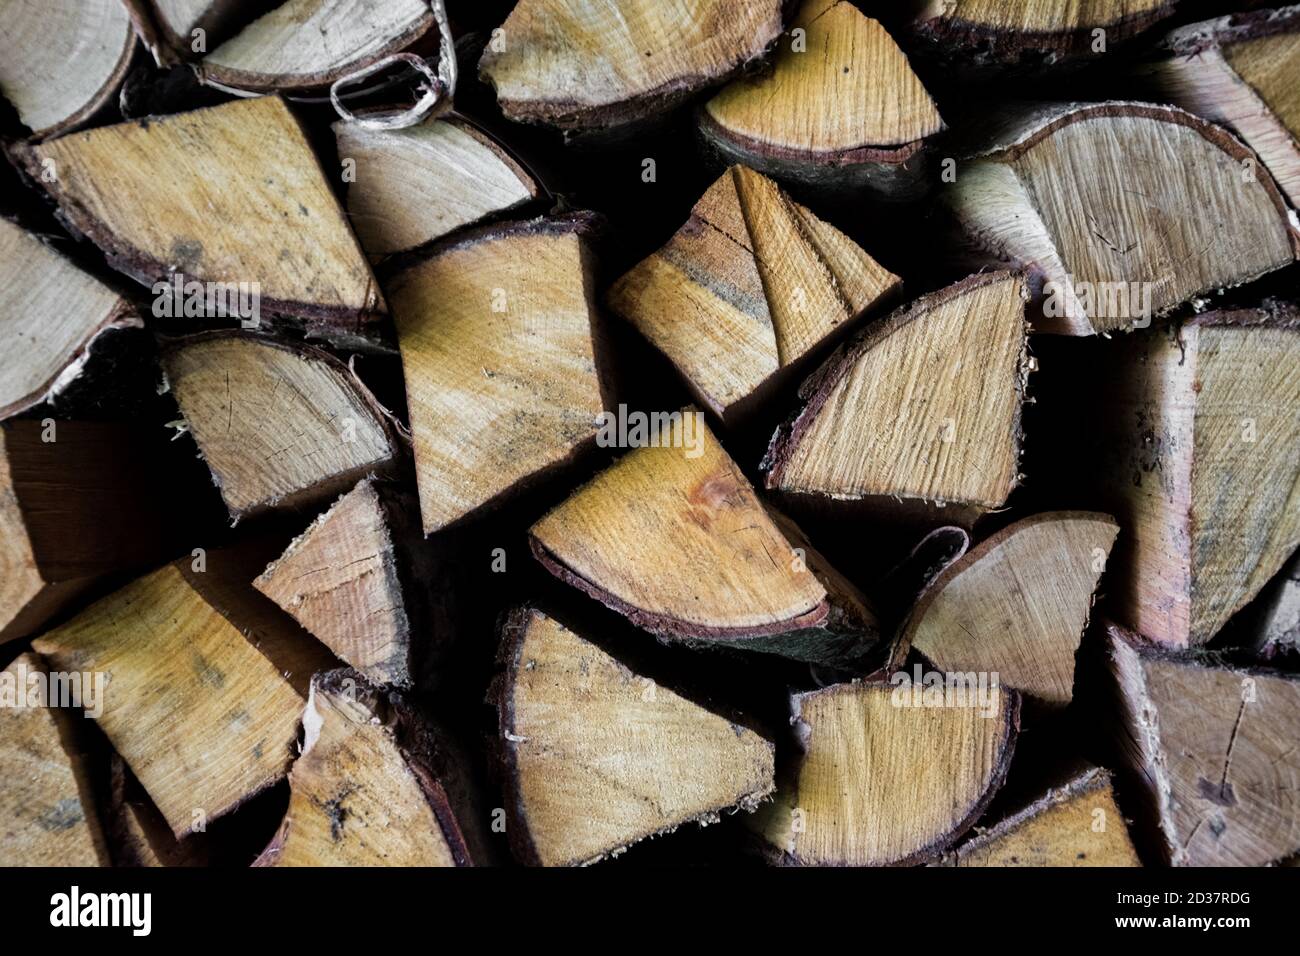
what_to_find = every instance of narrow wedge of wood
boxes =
[335,115,540,259]
[945,102,1298,335]
[0,0,136,140]
[13,96,387,349]
[700,0,944,199]
[0,653,110,866]
[530,414,879,668]
[1107,623,1300,866]
[161,333,399,521]
[763,271,1029,523]
[198,0,435,94]
[390,216,609,534]
[1148,6,1300,208]
[254,479,437,688]
[108,756,208,867]
[606,165,900,426]
[939,766,1140,867]
[32,545,335,838]
[749,679,1019,866]
[894,512,1119,707]
[1251,552,1300,659]
[0,218,143,422]
[492,608,775,866]
[479,0,786,134]
[123,0,258,64]
[255,669,480,867]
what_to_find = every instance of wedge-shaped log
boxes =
[254,479,435,688]
[763,271,1029,523]
[1108,624,1300,866]
[0,0,136,139]
[1252,552,1300,659]
[0,654,110,866]
[161,333,399,521]
[1149,6,1300,208]
[493,609,774,866]
[198,0,435,94]
[32,548,334,837]
[530,415,879,667]
[335,116,540,259]
[750,680,1019,865]
[255,669,480,866]
[940,766,1140,867]
[607,165,900,425]
[14,97,386,349]
[124,0,255,63]
[946,102,1298,335]
[700,0,944,198]
[390,217,607,533]
[894,512,1119,706]
[479,0,786,133]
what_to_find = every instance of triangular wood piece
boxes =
[479,0,786,133]
[161,333,399,521]
[530,413,879,667]
[124,0,254,62]
[607,166,900,424]
[492,608,775,866]
[896,512,1119,706]
[32,545,335,837]
[254,479,430,688]
[0,217,143,421]
[764,271,1029,521]
[199,0,435,93]
[0,653,110,866]
[335,116,540,259]
[700,0,944,198]
[939,766,1140,867]
[1151,8,1300,208]
[749,679,1019,865]
[255,669,480,867]
[1252,552,1300,659]
[108,756,208,867]
[0,0,136,139]
[390,216,608,534]
[1107,624,1300,866]
[947,102,1298,334]
[14,97,386,349]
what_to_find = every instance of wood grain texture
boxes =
[493,609,774,866]
[162,333,398,520]
[479,0,786,131]
[607,165,899,423]
[390,217,606,533]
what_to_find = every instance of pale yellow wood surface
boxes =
[918,0,1168,32]
[1224,30,1300,142]
[500,610,774,866]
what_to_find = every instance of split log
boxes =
[492,608,775,866]
[161,333,400,521]
[123,0,258,64]
[939,766,1140,867]
[32,545,335,837]
[197,0,436,94]
[255,669,482,867]
[529,414,880,668]
[478,0,786,134]
[606,165,900,426]
[893,512,1119,707]
[699,0,944,199]
[0,217,143,421]
[0,653,110,866]
[1251,552,1300,659]
[945,102,1298,335]
[389,216,609,534]
[908,0,1178,70]
[13,96,387,350]
[0,0,136,140]
[749,680,1019,865]
[763,271,1029,524]
[254,479,438,688]
[334,115,540,259]
[1039,306,1300,648]
[1,420,191,645]
[1148,6,1300,208]
[108,756,208,867]
[1107,623,1300,866]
